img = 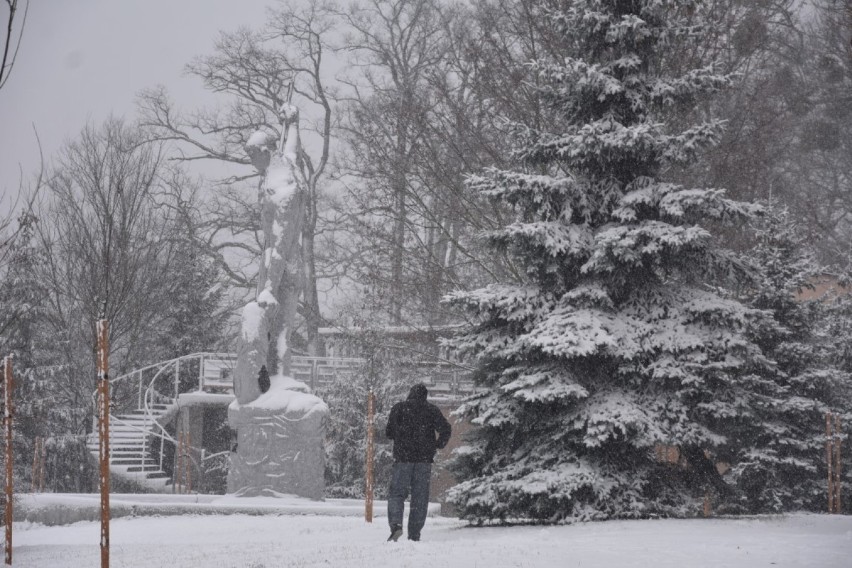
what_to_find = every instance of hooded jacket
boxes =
[385,384,452,463]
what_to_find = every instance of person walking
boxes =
[385,383,452,542]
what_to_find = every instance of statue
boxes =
[227,98,328,499]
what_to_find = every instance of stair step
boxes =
[113,414,167,422]
[125,465,165,473]
[108,433,150,439]
[111,458,159,466]
[107,432,148,438]
[88,444,147,451]
[145,472,170,480]
[127,406,171,414]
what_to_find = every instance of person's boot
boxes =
[387,525,403,542]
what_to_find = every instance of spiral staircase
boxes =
[85,403,176,491]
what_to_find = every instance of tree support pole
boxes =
[39,439,45,493]
[97,320,110,568]
[174,432,181,494]
[185,432,192,494]
[835,416,842,512]
[31,437,45,493]
[827,412,842,514]
[3,355,14,566]
[365,390,375,523]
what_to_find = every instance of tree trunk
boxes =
[302,209,322,357]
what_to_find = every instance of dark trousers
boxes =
[387,462,431,538]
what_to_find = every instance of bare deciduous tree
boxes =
[138,0,338,354]
[33,118,225,433]
[330,0,555,326]
[334,0,456,325]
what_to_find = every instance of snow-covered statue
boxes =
[227,100,328,499]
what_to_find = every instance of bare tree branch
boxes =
[0,0,28,90]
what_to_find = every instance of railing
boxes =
[193,353,366,393]
[104,351,477,407]
[91,352,477,487]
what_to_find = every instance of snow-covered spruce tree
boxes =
[812,274,852,514]
[446,1,775,522]
[733,206,847,512]
[0,212,46,491]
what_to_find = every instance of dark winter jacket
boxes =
[386,384,452,463]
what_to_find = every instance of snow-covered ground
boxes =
[11,496,852,568]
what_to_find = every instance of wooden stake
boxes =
[175,431,192,495]
[175,432,183,494]
[97,319,110,568]
[179,433,183,494]
[3,356,13,566]
[31,439,37,494]
[827,412,843,514]
[31,437,44,493]
[834,415,842,513]
[185,432,192,494]
[827,413,834,513]
[38,440,45,493]
[365,390,375,523]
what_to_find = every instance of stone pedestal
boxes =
[227,377,328,499]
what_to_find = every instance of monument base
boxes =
[227,376,328,500]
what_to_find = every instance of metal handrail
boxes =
[92,351,477,484]
[94,352,476,423]
[108,352,223,385]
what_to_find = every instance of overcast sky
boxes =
[0,0,274,200]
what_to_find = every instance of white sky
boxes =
[0,0,272,199]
